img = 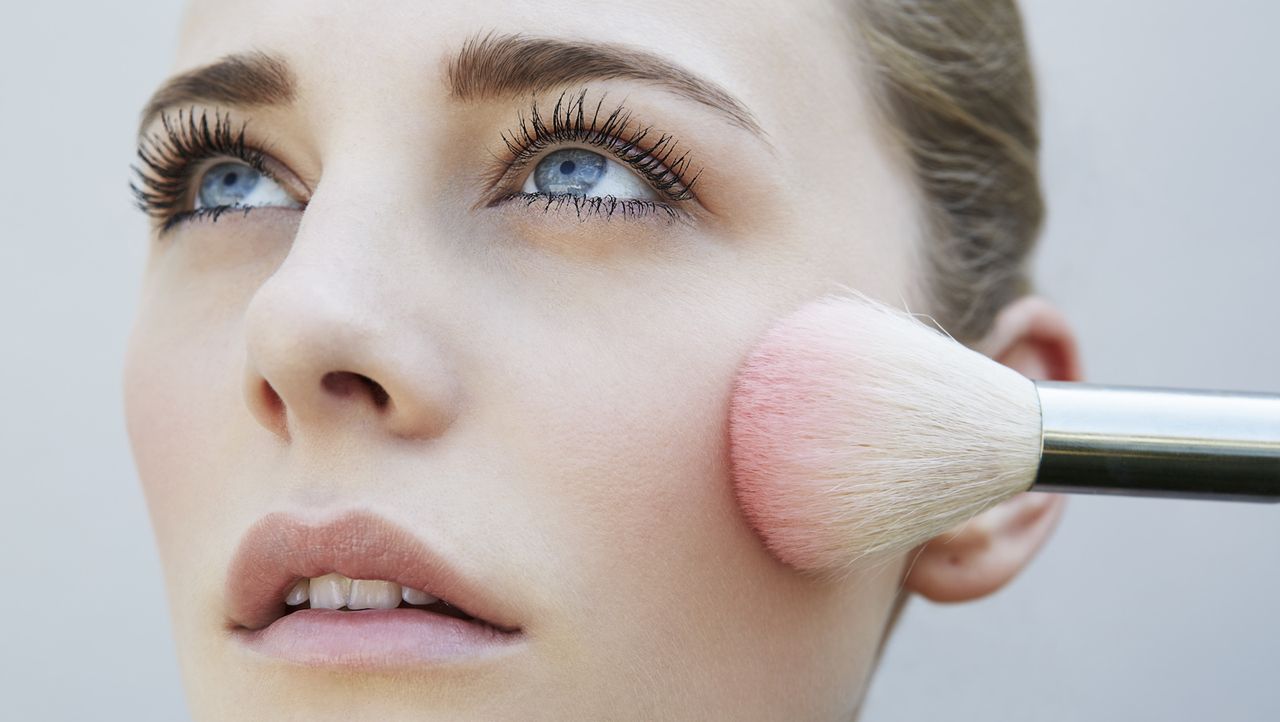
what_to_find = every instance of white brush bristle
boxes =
[728,289,1043,581]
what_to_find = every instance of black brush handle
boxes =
[1030,381,1280,502]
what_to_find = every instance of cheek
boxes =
[474,258,900,710]
[124,325,215,548]
[531,343,732,572]
[121,270,259,561]
[475,255,784,612]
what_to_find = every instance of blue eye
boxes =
[195,161,300,211]
[522,147,657,200]
[530,148,605,194]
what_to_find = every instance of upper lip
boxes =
[225,509,523,634]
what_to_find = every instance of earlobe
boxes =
[902,295,1081,603]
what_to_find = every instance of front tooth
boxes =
[309,573,352,609]
[402,587,439,605]
[285,579,309,606]
[348,580,402,610]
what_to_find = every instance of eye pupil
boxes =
[559,160,576,175]
[222,172,239,187]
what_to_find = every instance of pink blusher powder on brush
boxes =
[725,292,1045,580]
[727,297,879,574]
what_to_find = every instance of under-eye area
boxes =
[494,191,682,222]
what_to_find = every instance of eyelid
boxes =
[240,153,310,205]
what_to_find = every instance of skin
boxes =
[122,0,1077,719]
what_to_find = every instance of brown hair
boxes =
[848,0,1043,343]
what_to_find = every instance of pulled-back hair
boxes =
[848,0,1043,343]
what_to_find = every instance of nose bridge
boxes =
[241,186,461,444]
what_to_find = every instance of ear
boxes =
[902,296,1081,602]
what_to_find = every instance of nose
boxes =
[241,256,461,444]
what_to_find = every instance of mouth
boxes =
[278,573,496,623]
[225,510,525,668]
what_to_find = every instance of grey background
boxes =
[1,1,1275,720]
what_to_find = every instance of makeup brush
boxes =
[727,290,1280,580]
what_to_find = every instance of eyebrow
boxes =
[446,30,767,139]
[139,31,767,141]
[138,50,296,134]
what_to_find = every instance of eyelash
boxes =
[130,92,704,232]
[130,108,274,234]
[488,88,703,222]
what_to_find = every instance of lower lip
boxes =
[235,608,525,669]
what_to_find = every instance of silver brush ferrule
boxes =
[1031,381,1280,502]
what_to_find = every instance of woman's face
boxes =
[123,0,925,718]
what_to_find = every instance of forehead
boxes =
[174,0,871,141]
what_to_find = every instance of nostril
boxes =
[253,378,290,440]
[369,381,390,408]
[259,379,285,416]
[322,371,390,409]
[320,371,355,396]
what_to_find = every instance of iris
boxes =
[530,148,608,195]
[197,162,264,208]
